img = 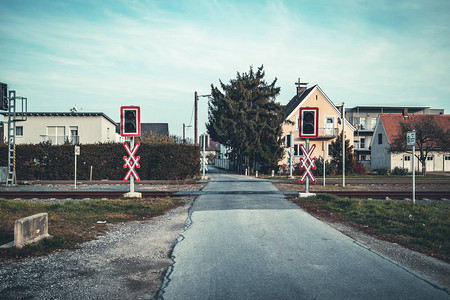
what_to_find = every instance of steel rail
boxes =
[0,190,448,200]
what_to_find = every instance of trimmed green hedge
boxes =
[0,143,200,180]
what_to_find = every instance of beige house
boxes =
[371,113,450,172]
[280,81,355,166]
[1,112,118,145]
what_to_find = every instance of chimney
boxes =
[295,78,308,95]
[403,108,409,118]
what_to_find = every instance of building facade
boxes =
[370,113,450,172]
[280,81,355,167]
[346,106,444,167]
[1,112,118,145]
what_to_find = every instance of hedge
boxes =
[0,143,200,180]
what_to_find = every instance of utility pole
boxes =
[194,91,198,145]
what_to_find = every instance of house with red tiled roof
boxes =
[370,111,450,172]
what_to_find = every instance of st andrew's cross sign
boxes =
[299,144,316,183]
[123,142,141,182]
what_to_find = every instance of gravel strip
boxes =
[0,198,193,299]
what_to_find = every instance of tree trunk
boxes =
[421,160,426,176]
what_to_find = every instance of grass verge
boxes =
[291,194,450,263]
[0,197,186,261]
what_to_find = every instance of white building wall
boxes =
[370,119,390,170]
[2,114,117,145]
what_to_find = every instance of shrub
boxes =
[375,168,389,175]
[0,143,200,180]
[391,167,408,176]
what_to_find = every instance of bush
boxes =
[375,168,389,175]
[391,167,408,176]
[0,143,200,180]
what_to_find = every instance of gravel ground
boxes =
[0,199,193,300]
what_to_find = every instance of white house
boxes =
[371,112,450,172]
[1,112,119,145]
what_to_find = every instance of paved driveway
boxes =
[159,167,448,299]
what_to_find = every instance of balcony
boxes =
[317,127,339,138]
[41,135,79,145]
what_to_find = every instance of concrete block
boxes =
[14,213,50,248]
[123,192,142,198]
[298,192,317,198]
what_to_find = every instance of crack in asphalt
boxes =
[156,191,199,300]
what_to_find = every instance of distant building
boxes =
[346,106,445,167]
[141,123,169,136]
[370,112,450,172]
[115,123,169,137]
[1,112,118,145]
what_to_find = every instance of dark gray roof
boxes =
[282,85,316,117]
[141,123,169,136]
[115,123,169,135]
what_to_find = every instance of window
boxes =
[294,144,304,156]
[16,126,23,137]
[427,156,434,161]
[328,143,333,157]
[445,156,450,161]
[371,118,377,130]
[404,156,411,161]
[378,133,382,144]
[360,154,366,161]
[360,138,366,149]
[47,126,66,145]
[359,117,366,130]
[70,126,79,144]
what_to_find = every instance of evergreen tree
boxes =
[206,65,284,173]
[329,133,356,174]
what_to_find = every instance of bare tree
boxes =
[389,115,450,175]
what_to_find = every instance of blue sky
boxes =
[1,0,449,138]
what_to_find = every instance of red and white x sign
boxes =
[123,142,140,182]
[299,144,316,183]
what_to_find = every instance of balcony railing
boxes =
[317,127,339,138]
[41,135,79,145]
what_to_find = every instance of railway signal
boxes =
[120,106,141,137]
[299,107,318,138]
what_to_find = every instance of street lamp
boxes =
[183,123,192,144]
[194,91,211,145]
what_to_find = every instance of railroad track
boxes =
[0,190,180,199]
[0,190,448,200]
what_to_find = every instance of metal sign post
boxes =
[407,131,416,205]
[323,141,326,186]
[289,131,293,178]
[74,146,80,189]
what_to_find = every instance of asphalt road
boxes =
[158,166,448,300]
